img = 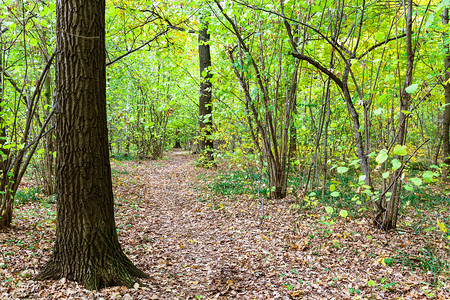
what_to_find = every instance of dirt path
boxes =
[1,152,449,299]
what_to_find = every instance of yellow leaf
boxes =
[377,256,387,266]
[437,219,447,233]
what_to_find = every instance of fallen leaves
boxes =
[0,151,449,298]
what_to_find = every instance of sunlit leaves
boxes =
[29,38,38,47]
[391,159,402,171]
[337,166,349,174]
[339,210,348,218]
[376,149,388,164]
[423,171,439,183]
[331,191,340,197]
[437,219,448,233]
[405,83,419,94]
[410,177,423,186]
[393,145,408,156]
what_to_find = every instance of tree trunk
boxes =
[379,0,414,231]
[442,8,450,181]
[174,129,182,148]
[43,41,55,196]
[35,0,147,290]
[198,17,214,161]
[0,23,12,228]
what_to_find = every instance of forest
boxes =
[0,0,449,298]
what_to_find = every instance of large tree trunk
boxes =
[442,8,450,181]
[198,17,214,161]
[35,0,147,290]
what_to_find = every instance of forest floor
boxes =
[1,150,449,299]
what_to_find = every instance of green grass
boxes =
[392,246,449,285]
[111,168,129,176]
[209,167,449,220]
[15,187,41,204]
[210,169,269,197]
[402,189,450,210]
[111,153,138,161]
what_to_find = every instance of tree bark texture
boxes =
[35,0,147,290]
[198,19,214,161]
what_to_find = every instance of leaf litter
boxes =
[0,151,449,299]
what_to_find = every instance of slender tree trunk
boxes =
[36,0,147,290]
[42,38,55,195]
[442,8,450,181]
[0,23,12,228]
[198,17,214,161]
[379,0,414,231]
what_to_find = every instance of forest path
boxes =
[109,151,446,299]
[111,151,302,299]
[1,151,448,299]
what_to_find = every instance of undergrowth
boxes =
[208,168,450,218]
[111,153,138,161]
[392,246,449,286]
[15,187,41,204]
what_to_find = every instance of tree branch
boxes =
[357,33,407,60]
[291,52,344,89]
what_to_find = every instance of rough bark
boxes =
[35,0,147,290]
[198,18,214,161]
[442,8,450,181]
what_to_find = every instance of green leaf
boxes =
[375,32,384,42]
[325,206,334,214]
[376,149,388,164]
[349,159,361,166]
[367,279,376,287]
[330,191,340,197]
[9,23,17,31]
[339,210,348,218]
[391,159,401,171]
[337,166,349,174]
[29,38,38,47]
[404,184,413,191]
[410,177,422,186]
[405,83,418,94]
[382,171,390,179]
[358,175,366,182]
[384,258,393,267]
[423,171,438,183]
[330,184,335,192]
[40,19,48,27]
[425,14,434,29]
[393,145,407,156]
